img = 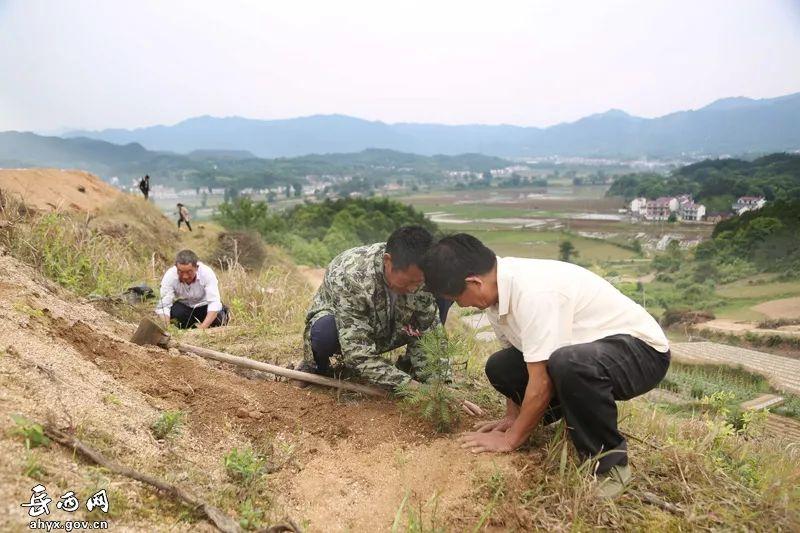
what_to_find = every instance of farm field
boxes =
[395,186,714,262]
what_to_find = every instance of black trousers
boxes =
[170,301,227,329]
[485,334,670,473]
[309,298,454,373]
[178,218,192,231]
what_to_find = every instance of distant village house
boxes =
[732,196,766,215]
[629,195,705,221]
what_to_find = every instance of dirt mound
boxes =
[0,168,121,212]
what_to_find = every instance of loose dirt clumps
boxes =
[0,168,121,212]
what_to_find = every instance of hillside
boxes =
[0,168,121,212]
[606,153,800,212]
[0,173,798,531]
[63,92,800,158]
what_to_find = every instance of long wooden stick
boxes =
[44,425,244,533]
[176,342,388,398]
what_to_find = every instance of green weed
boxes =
[22,451,46,480]
[9,414,50,449]
[150,410,184,440]
[223,447,265,485]
[237,498,266,530]
[391,490,444,533]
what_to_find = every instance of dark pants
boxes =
[485,334,670,474]
[178,218,192,231]
[170,301,227,329]
[310,297,453,373]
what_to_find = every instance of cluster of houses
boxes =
[629,194,707,221]
[731,196,766,215]
[629,194,767,222]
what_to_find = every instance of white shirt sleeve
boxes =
[202,266,223,312]
[517,290,568,363]
[155,268,177,317]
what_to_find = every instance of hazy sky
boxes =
[2,0,800,132]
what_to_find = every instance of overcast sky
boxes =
[1,0,799,132]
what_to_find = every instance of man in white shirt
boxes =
[155,249,228,329]
[421,234,670,498]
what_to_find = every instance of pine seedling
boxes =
[400,327,464,433]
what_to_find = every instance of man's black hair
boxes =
[386,225,434,270]
[421,233,497,296]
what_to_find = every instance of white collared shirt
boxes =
[155,262,223,316]
[485,257,669,363]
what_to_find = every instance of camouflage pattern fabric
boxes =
[303,242,440,389]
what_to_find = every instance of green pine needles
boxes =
[400,327,465,433]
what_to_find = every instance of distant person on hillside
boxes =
[156,249,228,329]
[138,174,150,200]
[421,233,670,499]
[177,203,192,231]
[299,225,453,390]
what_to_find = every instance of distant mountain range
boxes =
[61,92,800,158]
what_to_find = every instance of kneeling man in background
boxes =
[156,249,228,329]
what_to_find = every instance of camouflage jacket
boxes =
[303,242,440,389]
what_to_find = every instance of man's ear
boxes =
[464,275,483,288]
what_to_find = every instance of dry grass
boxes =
[492,402,798,531]
[179,249,314,365]
[0,192,155,296]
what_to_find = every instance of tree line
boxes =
[216,197,437,266]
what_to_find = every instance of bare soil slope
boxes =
[0,168,121,212]
[0,253,509,531]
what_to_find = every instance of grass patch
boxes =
[0,193,169,297]
[658,362,771,403]
[223,447,266,485]
[716,277,800,299]
[150,410,185,440]
[22,451,46,480]
[459,228,636,262]
[466,400,800,530]
[657,362,800,422]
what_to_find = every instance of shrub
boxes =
[208,230,267,271]
[661,308,715,327]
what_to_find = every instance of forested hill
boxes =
[0,131,509,189]
[606,153,800,212]
[694,199,800,274]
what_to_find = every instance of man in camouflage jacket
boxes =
[302,226,449,389]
